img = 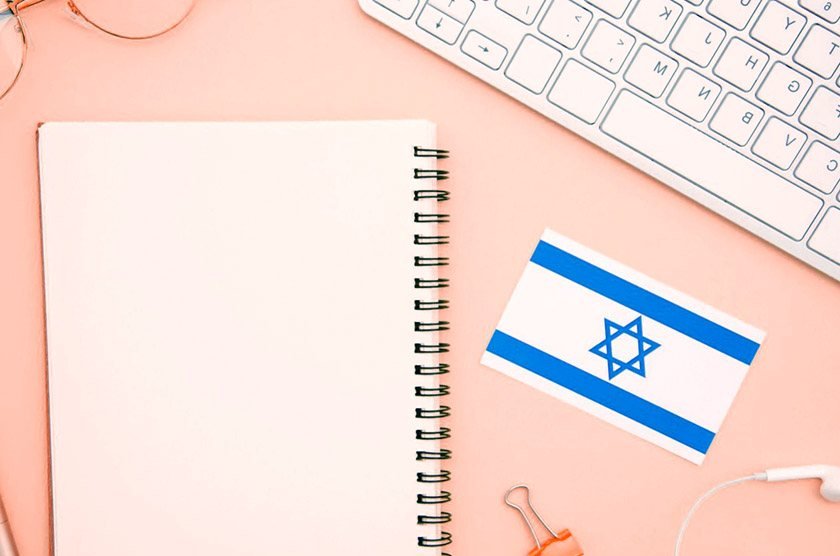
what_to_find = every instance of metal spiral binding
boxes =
[415,362,450,375]
[414,234,450,246]
[416,385,450,397]
[418,511,452,524]
[413,146,452,554]
[415,212,451,224]
[416,429,452,441]
[418,469,452,481]
[416,406,451,419]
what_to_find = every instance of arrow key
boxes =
[417,4,464,45]
[462,30,509,70]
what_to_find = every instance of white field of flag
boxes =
[481,229,765,464]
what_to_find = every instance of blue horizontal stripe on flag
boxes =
[487,330,715,454]
[530,241,760,365]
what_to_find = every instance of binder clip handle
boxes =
[504,485,584,556]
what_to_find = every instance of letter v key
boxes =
[752,117,807,170]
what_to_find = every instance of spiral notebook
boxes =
[38,121,452,555]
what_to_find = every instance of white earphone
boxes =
[674,464,840,555]
[762,465,840,502]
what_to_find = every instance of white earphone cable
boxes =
[674,474,766,556]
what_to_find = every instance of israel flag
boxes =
[481,229,765,464]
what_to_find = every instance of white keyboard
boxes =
[360,0,840,281]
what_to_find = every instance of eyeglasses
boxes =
[0,0,196,101]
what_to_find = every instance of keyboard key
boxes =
[602,90,822,240]
[624,44,679,97]
[749,1,806,54]
[799,0,840,22]
[808,208,840,263]
[548,59,615,122]
[583,0,632,18]
[462,30,508,69]
[373,0,419,18]
[752,117,807,170]
[539,0,593,49]
[667,68,721,121]
[670,14,726,67]
[756,62,812,115]
[713,38,768,91]
[627,0,683,42]
[497,0,547,23]
[417,4,464,44]
[795,142,840,193]
[710,92,764,145]
[707,0,761,29]
[793,25,840,78]
[505,35,563,93]
[429,0,476,22]
[582,20,635,73]
[800,86,840,140]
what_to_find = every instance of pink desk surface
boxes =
[1,1,838,554]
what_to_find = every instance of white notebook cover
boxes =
[38,121,448,555]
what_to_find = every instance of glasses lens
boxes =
[0,9,24,100]
[70,0,195,39]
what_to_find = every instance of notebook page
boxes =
[38,121,440,555]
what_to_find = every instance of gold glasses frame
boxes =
[1,0,195,101]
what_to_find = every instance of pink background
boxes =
[1,1,838,554]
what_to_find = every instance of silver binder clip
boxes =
[504,484,583,556]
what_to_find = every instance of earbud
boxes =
[675,465,840,556]
[761,465,840,502]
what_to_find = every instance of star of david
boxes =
[589,316,661,380]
